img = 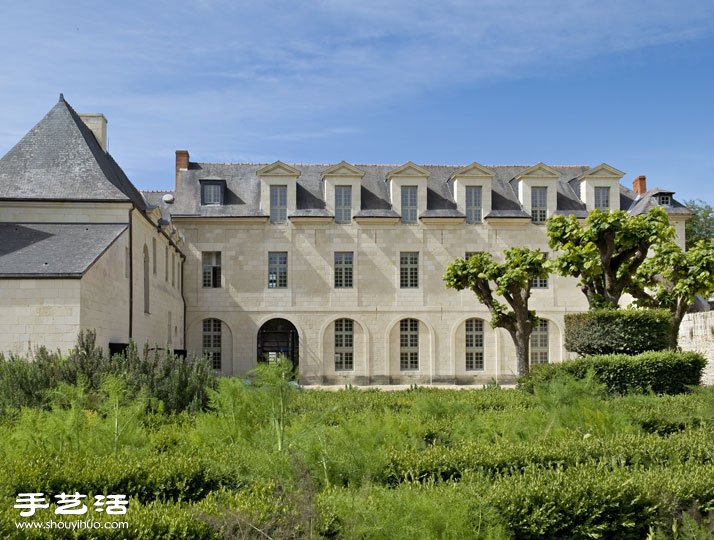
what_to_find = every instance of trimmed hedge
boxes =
[518,351,706,395]
[564,308,673,355]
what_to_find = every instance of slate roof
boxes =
[145,161,688,221]
[628,189,692,216]
[0,95,147,210]
[0,223,127,277]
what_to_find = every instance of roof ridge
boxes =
[194,161,591,168]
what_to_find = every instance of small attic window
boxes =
[200,180,225,206]
[658,194,672,206]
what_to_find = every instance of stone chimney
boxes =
[79,113,108,151]
[175,150,189,189]
[633,175,647,196]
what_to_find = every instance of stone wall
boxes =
[679,311,714,385]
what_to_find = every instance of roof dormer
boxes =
[386,161,429,223]
[514,162,560,223]
[322,161,365,224]
[450,162,495,223]
[576,163,624,212]
[258,161,300,223]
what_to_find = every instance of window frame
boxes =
[270,185,288,224]
[531,186,548,224]
[399,251,419,289]
[334,318,354,371]
[334,185,352,224]
[594,186,610,211]
[334,251,354,289]
[658,194,672,206]
[268,251,288,289]
[530,319,549,365]
[465,318,484,371]
[202,318,222,371]
[202,251,222,288]
[401,185,418,223]
[399,318,419,371]
[200,180,225,206]
[530,277,549,289]
[465,186,483,224]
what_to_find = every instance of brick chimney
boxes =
[175,150,189,189]
[633,175,647,196]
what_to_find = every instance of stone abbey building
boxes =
[0,97,691,384]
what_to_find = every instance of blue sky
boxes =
[1,0,713,202]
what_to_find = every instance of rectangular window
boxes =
[334,318,354,370]
[594,187,610,210]
[659,194,672,206]
[152,238,157,274]
[400,319,419,370]
[400,252,419,288]
[202,319,222,370]
[465,186,482,223]
[171,253,175,287]
[268,251,288,288]
[335,185,352,224]
[270,185,287,223]
[531,187,547,223]
[530,320,549,365]
[164,246,169,281]
[401,186,418,223]
[202,252,221,288]
[465,319,484,371]
[201,184,223,206]
[334,252,354,288]
[530,277,549,289]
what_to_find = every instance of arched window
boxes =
[465,318,484,371]
[400,319,419,370]
[530,319,549,365]
[334,318,353,370]
[203,318,222,370]
[143,245,150,314]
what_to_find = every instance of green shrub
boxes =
[518,351,706,395]
[564,308,673,355]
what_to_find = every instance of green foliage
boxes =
[547,207,674,308]
[0,330,217,417]
[685,199,714,249]
[634,239,714,347]
[564,308,673,355]
[444,247,549,374]
[518,351,706,395]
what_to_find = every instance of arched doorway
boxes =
[257,318,299,366]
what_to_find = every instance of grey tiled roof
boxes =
[628,189,692,216]
[0,96,147,210]
[0,222,127,277]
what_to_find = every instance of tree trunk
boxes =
[514,328,530,376]
[671,301,689,350]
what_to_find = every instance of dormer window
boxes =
[401,186,418,223]
[200,180,225,206]
[659,194,672,206]
[465,186,482,223]
[531,187,548,223]
[594,187,610,211]
[270,185,287,223]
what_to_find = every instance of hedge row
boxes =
[519,350,705,395]
[0,452,242,503]
[564,308,673,355]
[383,428,714,485]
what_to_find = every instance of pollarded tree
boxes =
[546,208,674,309]
[633,239,714,349]
[443,248,549,375]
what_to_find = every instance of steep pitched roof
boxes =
[0,95,147,210]
[0,222,127,277]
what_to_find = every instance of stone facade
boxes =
[679,311,714,385]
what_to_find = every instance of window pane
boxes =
[401,186,418,223]
[400,319,419,370]
[594,187,610,210]
[270,185,287,223]
[530,319,549,365]
[531,187,547,223]
[465,186,482,223]
[202,318,222,371]
[465,318,484,370]
[268,251,288,288]
[203,184,222,205]
[334,252,353,288]
[335,186,352,223]
[334,318,354,370]
[400,252,419,288]
[202,251,221,288]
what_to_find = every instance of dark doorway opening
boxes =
[257,318,299,366]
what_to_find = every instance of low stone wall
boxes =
[679,311,714,385]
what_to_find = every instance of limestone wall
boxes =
[180,218,585,383]
[0,278,81,356]
[679,311,714,385]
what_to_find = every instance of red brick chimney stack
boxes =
[175,150,189,189]
[633,175,647,196]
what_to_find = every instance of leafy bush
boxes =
[564,308,673,355]
[518,351,706,395]
[0,330,217,416]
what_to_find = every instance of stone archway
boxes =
[257,318,299,366]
